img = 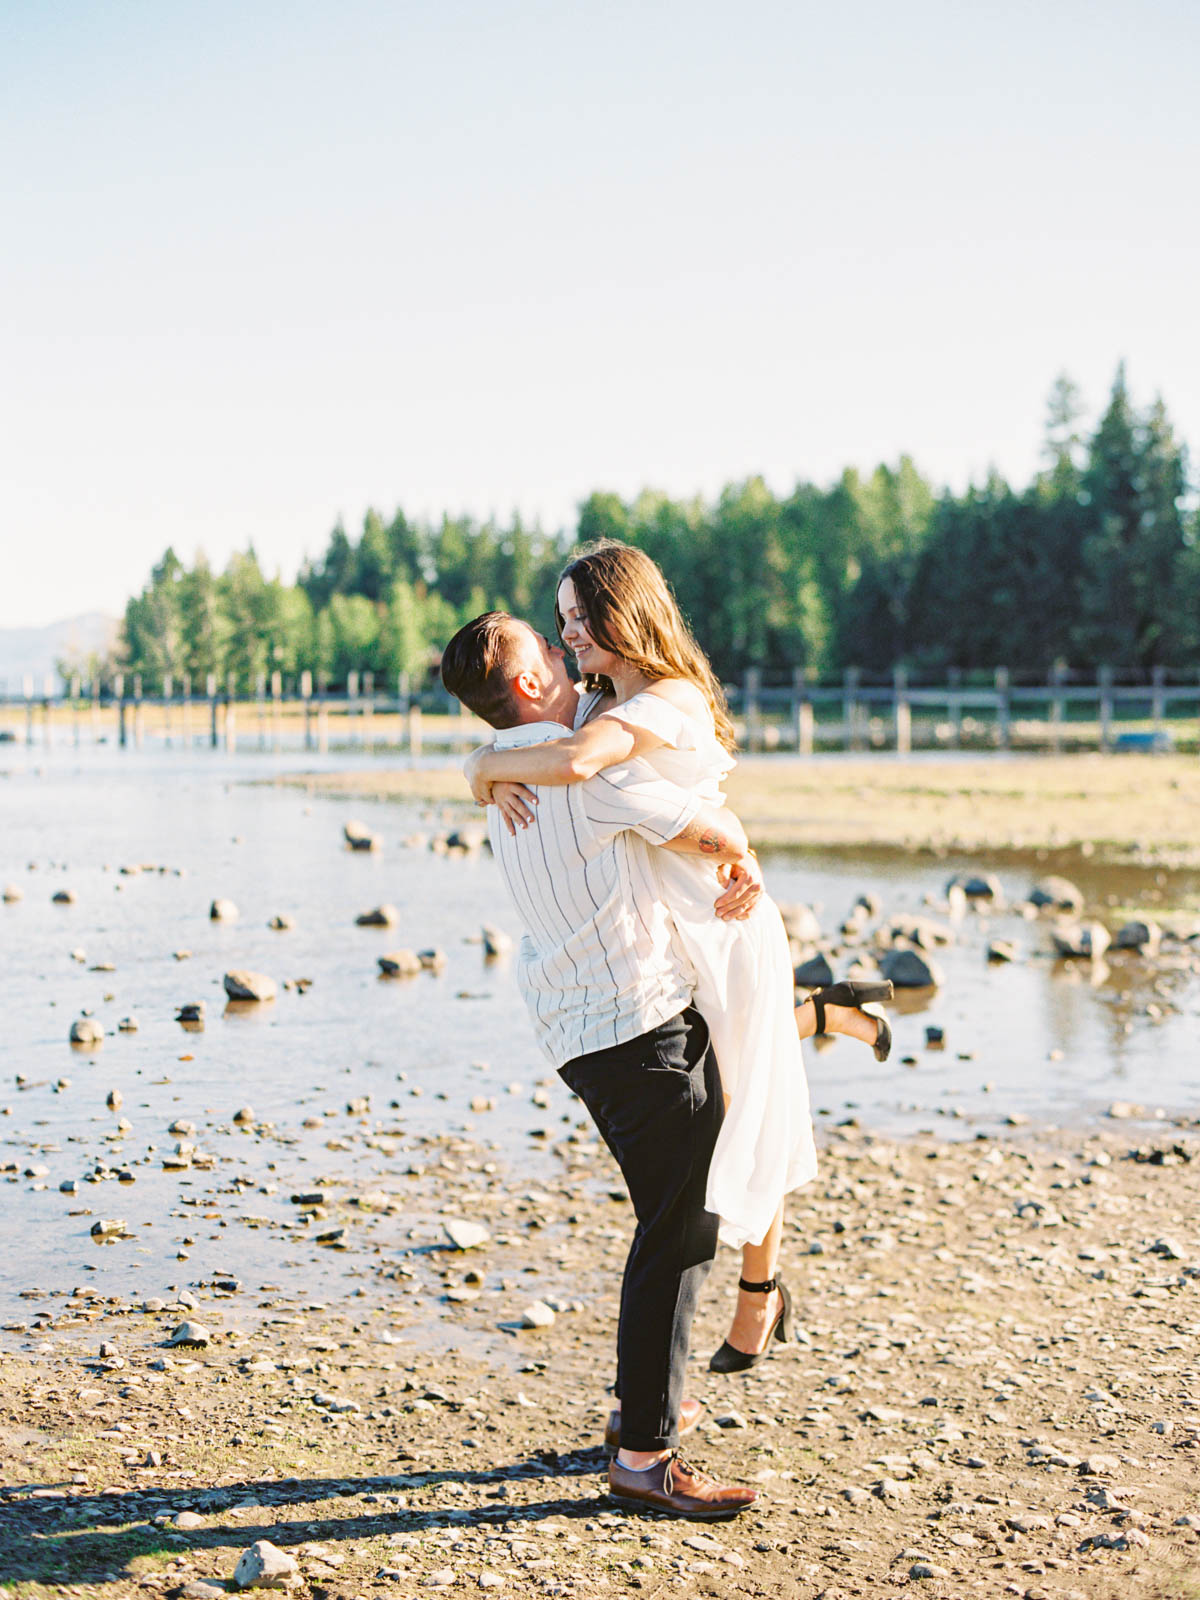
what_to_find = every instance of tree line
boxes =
[110,367,1197,695]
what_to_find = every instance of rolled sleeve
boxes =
[580,761,701,845]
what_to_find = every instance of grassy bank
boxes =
[274,753,1200,863]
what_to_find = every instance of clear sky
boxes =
[2,0,1197,627]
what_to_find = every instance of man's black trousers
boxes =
[558,1006,724,1452]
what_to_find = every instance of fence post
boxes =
[791,667,813,756]
[181,672,192,748]
[1049,660,1066,753]
[743,668,762,753]
[1098,665,1114,751]
[271,669,282,752]
[1151,665,1166,743]
[843,667,860,752]
[301,670,313,750]
[894,665,911,755]
[994,666,1010,749]
[115,672,127,748]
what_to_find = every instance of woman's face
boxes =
[557,576,621,679]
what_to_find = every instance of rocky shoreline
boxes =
[5,1116,1200,1599]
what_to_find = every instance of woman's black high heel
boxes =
[809,979,894,1062]
[709,1277,793,1373]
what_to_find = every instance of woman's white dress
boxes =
[578,689,818,1249]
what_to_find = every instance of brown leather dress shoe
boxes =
[608,1454,758,1519]
[603,1396,702,1453]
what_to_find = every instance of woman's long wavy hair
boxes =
[555,541,736,752]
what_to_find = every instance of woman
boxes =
[465,542,890,1371]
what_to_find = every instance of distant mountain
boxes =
[0,612,120,691]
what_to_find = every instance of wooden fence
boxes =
[2,664,1199,755]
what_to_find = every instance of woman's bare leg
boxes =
[795,996,878,1047]
[722,1201,786,1355]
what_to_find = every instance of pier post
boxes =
[947,666,963,747]
[225,672,238,753]
[71,674,81,747]
[256,673,266,750]
[408,703,423,760]
[163,674,173,747]
[90,677,100,744]
[207,673,218,748]
[271,670,282,751]
[363,670,374,751]
[182,672,192,748]
[317,674,329,754]
[133,674,144,749]
[23,674,33,746]
[115,673,127,748]
[894,665,911,755]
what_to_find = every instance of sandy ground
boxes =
[5,1116,1200,1600]
[273,755,1200,864]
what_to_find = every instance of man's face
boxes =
[507,621,576,721]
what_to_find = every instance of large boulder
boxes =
[880,948,945,989]
[778,903,822,944]
[343,818,380,852]
[356,904,399,927]
[224,970,277,1002]
[1029,876,1084,914]
[378,950,422,977]
[1115,918,1162,955]
[793,952,835,989]
[946,872,1004,903]
[879,914,955,949]
[1050,921,1111,961]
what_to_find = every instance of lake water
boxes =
[2,741,1198,1331]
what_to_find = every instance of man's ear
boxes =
[511,669,541,704]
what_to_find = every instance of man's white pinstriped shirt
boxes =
[487,720,701,1069]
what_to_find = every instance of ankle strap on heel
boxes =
[738,1277,777,1294]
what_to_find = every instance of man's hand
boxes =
[714,852,763,920]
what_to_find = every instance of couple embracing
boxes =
[441,541,890,1519]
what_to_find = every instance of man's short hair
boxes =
[439,612,523,728]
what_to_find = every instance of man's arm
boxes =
[658,802,747,864]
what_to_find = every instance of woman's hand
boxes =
[714,850,763,920]
[492,781,538,836]
[464,743,496,808]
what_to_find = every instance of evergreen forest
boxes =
[113,369,1199,693]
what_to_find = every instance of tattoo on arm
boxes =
[699,830,727,854]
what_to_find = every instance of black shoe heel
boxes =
[808,980,894,1063]
[709,1277,792,1374]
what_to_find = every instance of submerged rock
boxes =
[356,904,399,927]
[880,948,945,988]
[1050,920,1111,961]
[793,952,835,989]
[1029,875,1084,913]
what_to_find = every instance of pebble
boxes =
[232,1539,298,1589]
[69,1017,104,1046]
[420,1571,456,1589]
[357,904,400,927]
[910,1563,950,1580]
[519,1301,556,1328]
[167,1320,212,1347]
[379,950,422,976]
[210,898,239,921]
[224,970,278,1002]
[714,1410,748,1429]
[443,1219,491,1251]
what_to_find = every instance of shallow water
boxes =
[1,742,1198,1329]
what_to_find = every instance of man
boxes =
[440,612,758,1520]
